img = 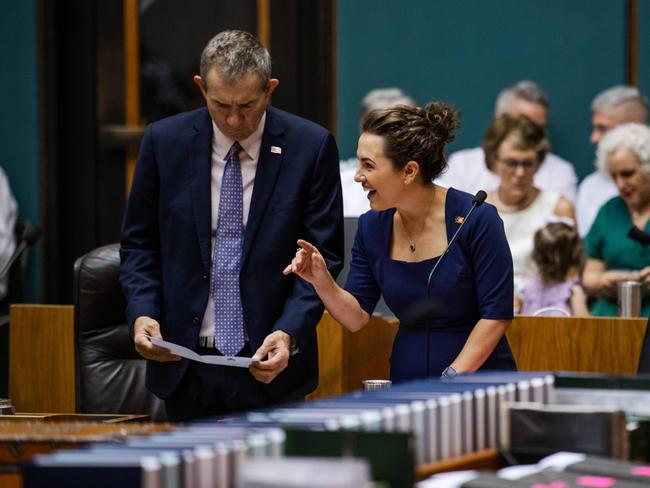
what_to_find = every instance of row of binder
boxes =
[21,371,554,488]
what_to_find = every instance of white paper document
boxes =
[150,337,258,368]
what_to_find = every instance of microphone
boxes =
[401,190,487,377]
[628,226,650,246]
[0,223,42,281]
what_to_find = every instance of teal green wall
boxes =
[0,1,41,301]
[337,0,628,180]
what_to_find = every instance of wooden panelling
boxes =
[342,315,398,392]
[123,0,140,196]
[312,314,648,400]
[308,313,344,399]
[9,304,75,413]
[308,313,397,399]
[507,315,647,374]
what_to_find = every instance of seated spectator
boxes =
[582,123,650,316]
[0,165,17,303]
[576,85,649,236]
[483,114,574,298]
[340,87,415,217]
[520,219,589,317]
[438,80,577,201]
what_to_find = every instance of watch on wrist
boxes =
[441,365,458,379]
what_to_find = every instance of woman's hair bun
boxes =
[424,101,460,145]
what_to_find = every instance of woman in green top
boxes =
[583,123,650,316]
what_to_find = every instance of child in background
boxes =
[520,218,590,316]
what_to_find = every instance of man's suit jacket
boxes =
[120,106,344,400]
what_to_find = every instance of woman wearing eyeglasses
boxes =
[483,114,575,306]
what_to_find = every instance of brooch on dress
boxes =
[455,216,465,224]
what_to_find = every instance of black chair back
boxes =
[73,243,166,421]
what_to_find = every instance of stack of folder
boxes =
[17,371,555,487]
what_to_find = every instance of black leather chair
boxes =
[73,243,166,421]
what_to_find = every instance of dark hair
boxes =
[531,222,583,283]
[482,114,549,170]
[361,101,460,183]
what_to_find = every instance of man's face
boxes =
[194,69,279,141]
[591,102,646,145]
[510,99,548,129]
[590,110,621,145]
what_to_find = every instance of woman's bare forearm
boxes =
[313,277,370,332]
[449,319,510,373]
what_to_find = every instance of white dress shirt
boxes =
[199,114,266,338]
[575,170,618,237]
[437,147,578,202]
[0,166,17,300]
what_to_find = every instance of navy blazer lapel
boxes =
[189,109,213,274]
[243,107,285,264]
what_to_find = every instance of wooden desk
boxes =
[8,304,75,413]
[9,304,647,408]
[308,313,398,399]
[507,315,647,374]
[311,313,649,399]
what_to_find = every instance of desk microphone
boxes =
[401,190,487,377]
[0,223,42,281]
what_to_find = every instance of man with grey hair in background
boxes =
[576,85,649,236]
[438,80,578,201]
[121,29,344,420]
[340,87,416,217]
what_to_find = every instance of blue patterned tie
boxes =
[212,141,245,356]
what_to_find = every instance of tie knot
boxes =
[227,142,242,162]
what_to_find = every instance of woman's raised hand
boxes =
[283,239,332,289]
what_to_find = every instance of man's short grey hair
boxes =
[358,88,416,129]
[495,80,549,115]
[591,85,649,121]
[595,122,650,177]
[199,30,271,87]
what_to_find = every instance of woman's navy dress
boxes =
[345,188,516,383]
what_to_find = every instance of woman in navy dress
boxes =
[284,102,516,382]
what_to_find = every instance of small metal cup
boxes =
[362,379,392,391]
[618,281,642,317]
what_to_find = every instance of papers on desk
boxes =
[150,338,258,368]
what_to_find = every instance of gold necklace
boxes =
[399,215,421,253]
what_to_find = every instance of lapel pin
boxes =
[271,146,282,154]
[455,216,465,224]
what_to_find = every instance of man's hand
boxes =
[133,315,181,362]
[249,330,291,384]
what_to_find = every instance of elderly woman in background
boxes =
[582,123,650,316]
[483,114,575,302]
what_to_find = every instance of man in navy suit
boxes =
[120,30,344,421]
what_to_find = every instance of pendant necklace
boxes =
[400,217,419,253]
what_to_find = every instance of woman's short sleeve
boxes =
[467,204,514,320]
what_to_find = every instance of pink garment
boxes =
[520,275,579,316]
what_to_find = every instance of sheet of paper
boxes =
[150,337,257,368]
